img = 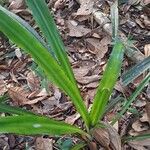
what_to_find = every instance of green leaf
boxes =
[90,41,124,126]
[0,115,86,136]
[105,96,125,114]
[111,73,150,124]
[26,0,77,86]
[0,6,90,129]
[71,143,86,150]
[0,94,9,103]
[122,56,150,86]
[0,104,35,115]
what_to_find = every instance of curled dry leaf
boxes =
[35,137,53,150]
[91,122,121,150]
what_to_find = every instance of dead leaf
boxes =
[144,44,150,57]
[35,137,53,150]
[76,74,100,85]
[145,102,150,124]
[86,36,111,59]
[8,86,29,105]
[92,127,110,149]
[92,122,121,150]
[0,80,7,96]
[76,0,94,16]
[140,112,149,123]
[26,71,40,91]
[128,138,150,150]
[65,113,80,125]
[54,0,66,10]
[67,21,91,37]
[9,0,25,10]
[132,120,149,132]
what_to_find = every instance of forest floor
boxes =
[0,0,150,149]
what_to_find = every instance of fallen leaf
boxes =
[35,137,53,150]
[8,86,29,105]
[128,138,150,150]
[76,74,100,85]
[86,36,111,59]
[9,0,25,10]
[67,21,91,37]
[92,122,121,150]
[144,44,150,57]
[76,0,94,16]
[65,113,80,125]
[132,120,149,132]
[0,80,7,96]
[26,71,40,91]
[145,102,150,124]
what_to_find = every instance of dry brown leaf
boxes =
[35,137,53,150]
[76,0,94,16]
[73,67,90,78]
[128,138,150,150]
[140,112,149,123]
[86,36,111,59]
[144,44,150,57]
[65,113,80,125]
[26,71,40,91]
[9,0,25,10]
[8,86,29,105]
[92,127,110,149]
[145,102,150,124]
[132,120,149,132]
[76,75,100,85]
[23,96,47,105]
[92,123,121,150]
[0,80,7,96]
[54,0,66,10]
[67,21,91,37]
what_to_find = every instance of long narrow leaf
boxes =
[122,56,150,86]
[111,73,150,125]
[111,0,118,40]
[90,41,125,126]
[0,115,87,136]
[0,6,90,129]
[0,104,35,115]
[26,0,77,86]
[3,5,54,56]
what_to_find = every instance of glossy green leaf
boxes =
[0,6,90,129]
[26,0,77,86]
[111,73,150,124]
[90,41,125,126]
[122,56,150,86]
[0,115,86,136]
[0,104,35,115]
